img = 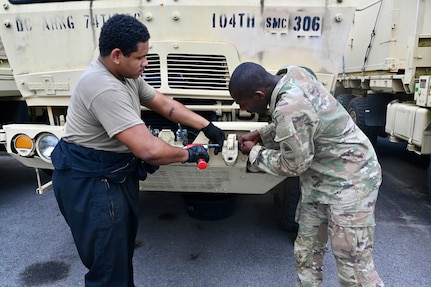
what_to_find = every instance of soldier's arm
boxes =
[115,123,189,165]
[143,91,209,130]
[248,96,318,176]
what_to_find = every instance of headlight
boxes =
[35,133,59,162]
[13,134,35,157]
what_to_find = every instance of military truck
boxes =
[0,0,356,230]
[0,36,24,131]
[333,0,431,195]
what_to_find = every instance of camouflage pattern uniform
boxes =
[248,66,384,287]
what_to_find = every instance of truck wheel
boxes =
[183,193,237,221]
[273,177,300,233]
[336,93,353,110]
[347,97,378,146]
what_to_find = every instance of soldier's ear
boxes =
[111,48,122,64]
[254,90,266,101]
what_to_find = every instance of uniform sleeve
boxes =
[258,123,281,150]
[138,78,156,103]
[249,86,318,176]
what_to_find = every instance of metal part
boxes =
[222,134,238,166]
[35,168,52,195]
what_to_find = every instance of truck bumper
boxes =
[2,122,286,195]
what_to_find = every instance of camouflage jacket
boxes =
[248,66,382,204]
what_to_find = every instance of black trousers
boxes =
[53,168,140,287]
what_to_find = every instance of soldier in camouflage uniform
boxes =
[229,62,384,287]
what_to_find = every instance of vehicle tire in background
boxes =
[347,97,379,146]
[336,93,354,111]
[273,177,300,233]
[183,193,238,221]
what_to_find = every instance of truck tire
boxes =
[347,97,378,146]
[183,193,237,221]
[336,93,353,111]
[273,177,300,233]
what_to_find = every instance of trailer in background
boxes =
[334,0,431,195]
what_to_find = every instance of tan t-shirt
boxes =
[63,59,156,152]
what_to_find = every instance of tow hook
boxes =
[222,134,238,166]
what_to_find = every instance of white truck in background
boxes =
[0,0,356,230]
[334,0,431,196]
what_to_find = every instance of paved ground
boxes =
[1,137,430,287]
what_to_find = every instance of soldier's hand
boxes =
[239,140,256,155]
[202,122,225,155]
[239,130,261,148]
[186,145,210,163]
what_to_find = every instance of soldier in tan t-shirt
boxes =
[51,14,225,287]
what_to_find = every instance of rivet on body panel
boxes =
[172,12,180,21]
[145,13,152,21]
[335,14,343,22]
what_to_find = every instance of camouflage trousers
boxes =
[294,187,384,287]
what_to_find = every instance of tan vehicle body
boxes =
[335,0,431,154]
[0,0,356,198]
[0,37,18,97]
[0,36,22,128]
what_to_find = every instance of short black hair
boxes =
[229,62,272,98]
[99,14,150,57]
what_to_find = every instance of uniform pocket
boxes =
[92,178,125,223]
[330,210,375,228]
[274,115,307,172]
[274,115,296,142]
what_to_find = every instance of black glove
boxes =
[186,145,210,163]
[201,122,225,155]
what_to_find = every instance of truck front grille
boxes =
[142,54,162,88]
[167,54,229,90]
[142,53,230,91]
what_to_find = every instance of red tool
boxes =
[185,144,221,169]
